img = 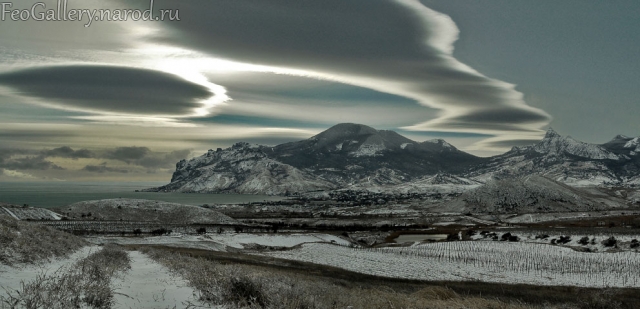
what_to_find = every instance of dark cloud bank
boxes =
[0,65,211,116]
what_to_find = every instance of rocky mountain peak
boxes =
[613,134,631,141]
[543,127,561,139]
[312,123,378,140]
[529,128,619,160]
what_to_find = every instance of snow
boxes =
[0,207,61,220]
[349,143,386,157]
[202,233,350,249]
[87,235,228,252]
[261,242,640,288]
[0,207,19,220]
[112,251,209,309]
[1,247,213,308]
[87,233,350,251]
[0,246,99,298]
[533,133,619,160]
[425,139,454,149]
[400,143,412,149]
[335,143,343,151]
[624,137,640,152]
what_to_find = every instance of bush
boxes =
[602,236,617,247]
[579,237,590,246]
[151,228,170,236]
[557,236,571,244]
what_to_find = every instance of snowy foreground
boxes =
[4,233,640,308]
[261,241,640,288]
[0,248,208,309]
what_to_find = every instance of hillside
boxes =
[54,199,237,225]
[0,215,86,265]
[433,175,627,214]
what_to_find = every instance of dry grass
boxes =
[0,216,86,266]
[141,247,563,309]
[0,244,131,309]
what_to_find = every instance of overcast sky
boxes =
[0,0,637,181]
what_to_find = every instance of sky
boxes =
[0,0,637,182]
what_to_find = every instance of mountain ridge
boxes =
[148,123,640,195]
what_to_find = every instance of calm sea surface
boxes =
[0,182,285,209]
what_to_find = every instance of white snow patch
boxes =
[400,143,412,149]
[0,246,99,298]
[202,233,350,249]
[349,143,386,157]
[113,251,208,308]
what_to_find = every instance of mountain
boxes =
[148,123,483,194]
[149,124,640,195]
[466,128,640,186]
[431,175,627,214]
[151,143,335,195]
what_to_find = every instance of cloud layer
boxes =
[0,65,212,116]
[150,0,551,139]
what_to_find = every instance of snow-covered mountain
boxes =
[149,124,640,194]
[467,128,640,186]
[532,129,619,160]
[148,123,482,194]
[149,142,335,195]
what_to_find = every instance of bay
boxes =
[0,182,285,209]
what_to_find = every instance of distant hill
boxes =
[432,175,627,214]
[54,199,237,225]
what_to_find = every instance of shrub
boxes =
[579,237,590,246]
[602,236,617,247]
[501,233,512,241]
[557,236,571,244]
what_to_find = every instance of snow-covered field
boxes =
[88,232,350,251]
[261,241,640,288]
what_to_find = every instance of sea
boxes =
[0,181,285,209]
